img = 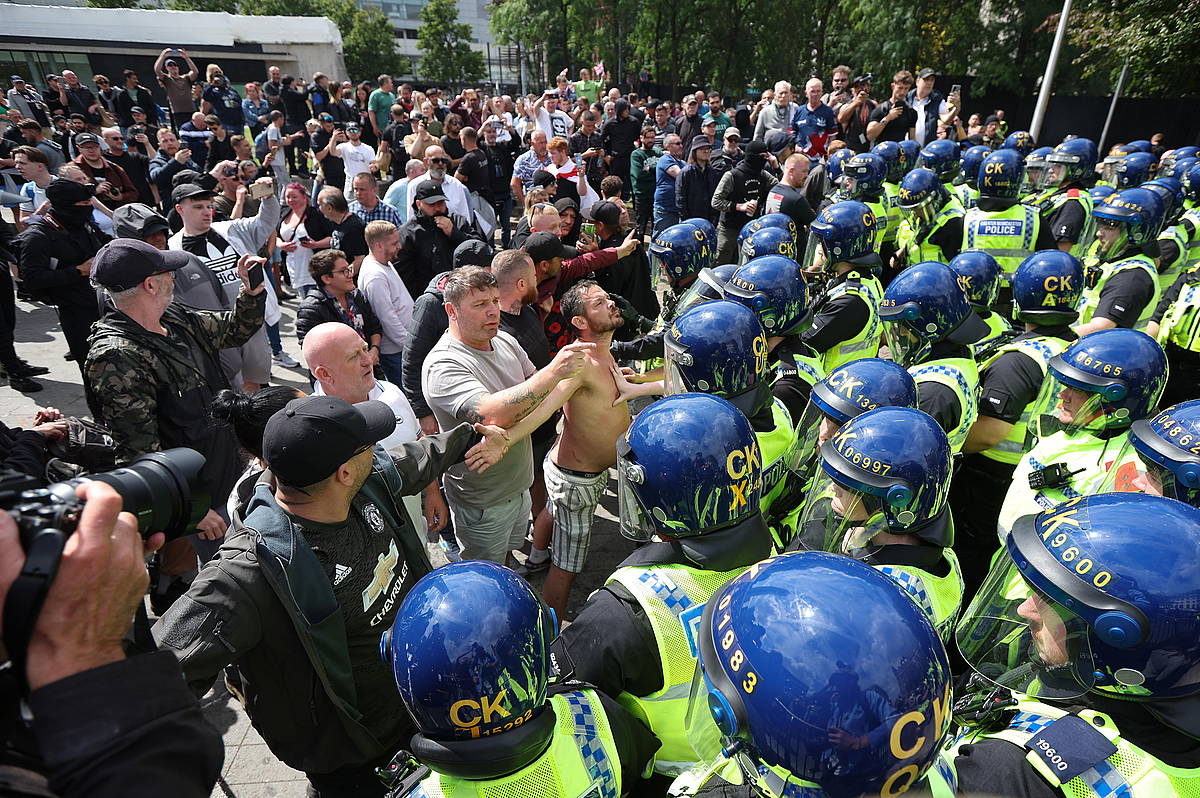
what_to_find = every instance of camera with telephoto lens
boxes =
[1,448,207,682]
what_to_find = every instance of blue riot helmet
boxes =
[1100,400,1200,507]
[382,560,557,774]
[1089,184,1117,205]
[879,260,989,367]
[1040,137,1098,189]
[958,493,1200,701]
[616,393,769,544]
[664,300,773,420]
[948,250,1002,311]
[1001,130,1035,158]
[795,406,954,554]
[801,200,881,278]
[672,262,738,317]
[1092,187,1165,261]
[1023,145,1054,190]
[837,152,887,200]
[740,225,798,265]
[1113,151,1157,188]
[681,216,717,246]
[957,145,991,188]
[1161,155,1199,183]
[725,254,812,336]
[649,221,715,287]
[1101,144,1138,184]
[686,552,952,798]
[1011,250,1084,326]
[1185,162,1200,204]
[1143,177,1185,226]
[827,147,855,186]
[918,139,962,184]
[1126,138,1153,153]
[976,149,1025,200]
[897,140,922,176]
[789,359,918,488]
[1034,328,1167,439]
[898,168,949,228]
[737,212,799,251]
[871,140,905,183]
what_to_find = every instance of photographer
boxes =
[0,481,223,797]
[836,74,877,153]
[154,395,510,797]
[866,70,918,144]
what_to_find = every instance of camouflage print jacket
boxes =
[85,289,266,503]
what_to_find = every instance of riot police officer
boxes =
[879,260,988,452]
[1021,145,1054,200]
[380,560,659,797]
[895,167,965,268]
[1098,399,1200,505]
[1000,129,1035,158]
[837,151,897,262]
[954,144,992,211]
[918,138,962,189]
[996,328,1167,535]
[1113,150,1157,188]
[953,493,1200,798]
[873,140,909,243]
[1143,177,1188,294]
[952,250,1083,593]
[825,148,855,201]
[1075,187,1164,335]
[792,406,965,638]
[962,149,1055,302]
[663,300,797,520]
[948,250,1012,354]
[669,553,955,798]
[1034,137,1099,258]
[552,393,774,779]
[736,212,798,258]
[738,222,797,265]
[1148,257,1200,409]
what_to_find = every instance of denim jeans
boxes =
[652,205,679,236]
[491,193,514,249]
[378,351,404,386]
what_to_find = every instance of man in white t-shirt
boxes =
[304,321,446,538]
[358,219,414,386]
[532,90,574,140]
[335,122,377,198]
[13,145,53,233]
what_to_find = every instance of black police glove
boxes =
[611,293,653,334]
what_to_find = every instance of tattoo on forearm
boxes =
[462,396,484,424]
[506,386,552,422]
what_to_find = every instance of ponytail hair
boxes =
[211,386,303,459]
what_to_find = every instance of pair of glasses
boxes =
[430,157,451,165]
[331,268,355,277]
[106,135,124,141]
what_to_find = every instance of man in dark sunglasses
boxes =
[101,125,155,205]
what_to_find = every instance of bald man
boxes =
[303,322,449,538]
[512,203,560,249]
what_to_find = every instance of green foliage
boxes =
[418,0,486,85]
[163,0,407,81]
[1069,0,1200,97]
[84,0,142,7]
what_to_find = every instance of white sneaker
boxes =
[272,351,300,368]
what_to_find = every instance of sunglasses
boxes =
[105,135,125,141]
[430,157,450,164]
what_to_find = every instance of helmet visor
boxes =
[799,229,826,274]
[1039,160,1069,190]
[1033,376,1123,439]
[787,399,840,486]
[1100,157,1122,184]
[648,246,672,282]
[1093,218,1130,261]
[838,174,859,199]
[903,194,939,226]
[663,354,691,398]
[674,267,728,317]
[793,465,890,554]
[881,319,926,368]
[685,662,732,764]
[1097,431,1199,504]
[616,441,655,542]
[955,550,1096,700]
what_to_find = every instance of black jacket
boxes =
[676,163,721,223]
[149,149,202,209]
[112,86,156,128]
[392,212,478,300]
[17,215,109,309]
[0,421,52,485]
[401,271,452,420]
[593,233,661,321]
[295,288,384,347]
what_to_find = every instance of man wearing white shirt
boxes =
[531,90,574,140]
[405,144,472,221]
[908,67,959,146]
[358,220,414,386]
[335,122,377,198]
[304,322,449,541]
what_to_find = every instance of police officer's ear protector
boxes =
[1010,517,1151,649]
[697,596,752,742]
[885,484,916,526]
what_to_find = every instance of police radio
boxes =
[1027,462,1086,490]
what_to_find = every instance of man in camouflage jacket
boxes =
[85,239,266,539]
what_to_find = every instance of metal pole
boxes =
[1029,0,1071,142]
[1098,60,1130,155]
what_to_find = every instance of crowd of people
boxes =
[2,50,1200,798]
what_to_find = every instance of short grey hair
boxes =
[104,284,142,308]
[406,158,426,177]
[444,266,497,307]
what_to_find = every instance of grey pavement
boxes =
[5,284,635,797]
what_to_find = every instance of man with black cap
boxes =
[112,203,226,313]
[86,239,266,551]
[393,178,480,299]
[590,200,660,321]
[73,131,138,208]
[601,98,640,197]
[153,394,510,797]
[17,178,110,370]
[711,138,778,263]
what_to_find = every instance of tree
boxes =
[85,0,140,7]
[1069,0,1200,97]
[418,0,486,86]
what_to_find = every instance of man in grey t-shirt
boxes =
[422,265,592,564]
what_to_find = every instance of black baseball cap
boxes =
[523,231,563,263]
[91,239,190,290]
[531,169,556,188]
[590,200,622,229]
[413,179,448,204]
[917,67,937,79]
[765,130,795,156]
[262,396,396,487]
[75,132,101,147]
[453,238,493,268]
[172,183,216,204]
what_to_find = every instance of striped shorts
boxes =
[543,456,609,574]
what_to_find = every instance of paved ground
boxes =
[3,287,635,797]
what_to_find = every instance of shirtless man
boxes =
[540,279,629,615]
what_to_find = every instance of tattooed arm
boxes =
[459,341,594,428]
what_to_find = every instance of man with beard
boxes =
[538,279,630,616]
[394,179,479,298]
[404,144,472,220]
[17,178,109,372]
